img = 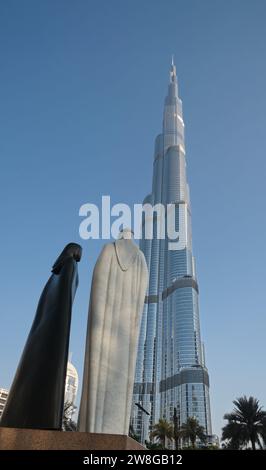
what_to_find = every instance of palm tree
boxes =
[150,418,174,449]
[222,396,266,450]
[221,420,245,449]
[261,417,266,449]
[181,417,206,448]
[145,440,163,450]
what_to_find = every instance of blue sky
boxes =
[1,0,266,438]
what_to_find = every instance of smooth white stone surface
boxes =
[78,233,148,435]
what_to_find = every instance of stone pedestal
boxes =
[0,428,145,450]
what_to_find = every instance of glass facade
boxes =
[131,62,212,444]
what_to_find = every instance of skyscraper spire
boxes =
[170,55,177,83]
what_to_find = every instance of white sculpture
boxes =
[78,229,148,434]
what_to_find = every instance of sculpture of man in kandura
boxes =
[78,228,148,435]
[1,243,82,430]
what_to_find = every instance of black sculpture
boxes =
[0,243,82,430]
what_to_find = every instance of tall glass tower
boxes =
[131,60,212,444]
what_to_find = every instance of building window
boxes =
[68,376,75,386]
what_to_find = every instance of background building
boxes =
[0,388,9,420]
[131,61,212,444]
[64,359,79,419]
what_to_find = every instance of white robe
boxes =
[78,238,148,434]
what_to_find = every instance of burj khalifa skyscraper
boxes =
[131,60,212,444]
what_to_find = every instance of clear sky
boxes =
[0,0,266,439]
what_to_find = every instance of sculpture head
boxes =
[118,228,134,240]
[52,243,82,274]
